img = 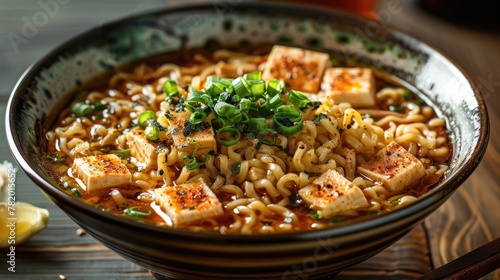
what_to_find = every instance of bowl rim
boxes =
[5,1,490,241]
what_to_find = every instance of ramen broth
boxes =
[42,45,451,234]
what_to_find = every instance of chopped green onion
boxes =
[248,80,266,97]
[267,79,285,96]
[189,110,207,124]
[309,212,321,220]
[138,110,156,128]
[72,102,93,117]
[169,73,312,147]
[288,90,311,109]
[91,101,107,111]
[182,139,209,170]
[273,105,303,136]
[328,216,347,225]
[145,125,160,141]
[71,188,82,198]
[239,98,252,112]
[367,210,382,216]
[110,148,131,158]
[163,80,179,97]
[232,77,251,98]
[310,101,322,109]
[205,81,226,96]
[259,94,283,117]
[47,153,66,164]
[239,112,250,123]
[389,104,405,113]
[216,127,241,146]
[63,181,72,189]
[186,90,214,109]
[183,155,199,170]
[206,76,233,89]
[231,162,242,176]
[243,71,262,80]
[402,89,411,100]
[211,118,229,131]
[248,118,271,135]
[389,198,401,205]
[312,113,328,125]
[415,98,425,105]
[125,206,152,218]
[214,102,241,122]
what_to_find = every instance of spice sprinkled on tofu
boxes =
[168,109,217,156]
[262,45,330,93]
[71,154,132,192]
[126,129,158,170]
[320,67,376,108]
[154,178,223,226]
[299,169,368,219]
[357,141,426,192]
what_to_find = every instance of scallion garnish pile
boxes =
[164,71,321,147]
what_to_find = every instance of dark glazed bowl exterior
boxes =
[5,2,489,279]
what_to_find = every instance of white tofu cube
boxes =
[262,45,330,93]
[168,109,217,156]
[126,129,158,170]
[299,169,368,219]
[357,141,426,192]
[154,178,223,225]
[320,67,376,107]
[72,154,132,192]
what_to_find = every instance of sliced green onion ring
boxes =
[182,139,209,170]
[239,98,251,112]
[91,101,107,111]
[72,102,93,117]
[243,71,262,80]
[259,94,283,117]
[214,102,238,117]
[232,77,251,98]
[138,110,156,128]
[110,148,131,158]
[145,125,160,141]
[248,118,270,135]
[206,81,226,96]
[71,188,82,198]
[163,79,179,97]
[216,127,241,146]
[206,76,233,89]
[47,153,66,164]
[267,79,285,96]
[183,155,199,170]
[125,206,152,218]
[248,80,266,97]
[273,105,303,136]
[189,110,207,124]
[288,89,311,109]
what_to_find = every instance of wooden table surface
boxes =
[1,0,499,279]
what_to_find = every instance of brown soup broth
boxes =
[42,45,452,233]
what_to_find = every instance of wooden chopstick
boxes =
[416,237,500,280]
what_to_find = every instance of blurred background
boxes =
[1,0,499,100]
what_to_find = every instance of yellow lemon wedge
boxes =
[0,202,49,248]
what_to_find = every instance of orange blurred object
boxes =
[274,0,376,18]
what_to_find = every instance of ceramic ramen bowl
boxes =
[6,2,489,279]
